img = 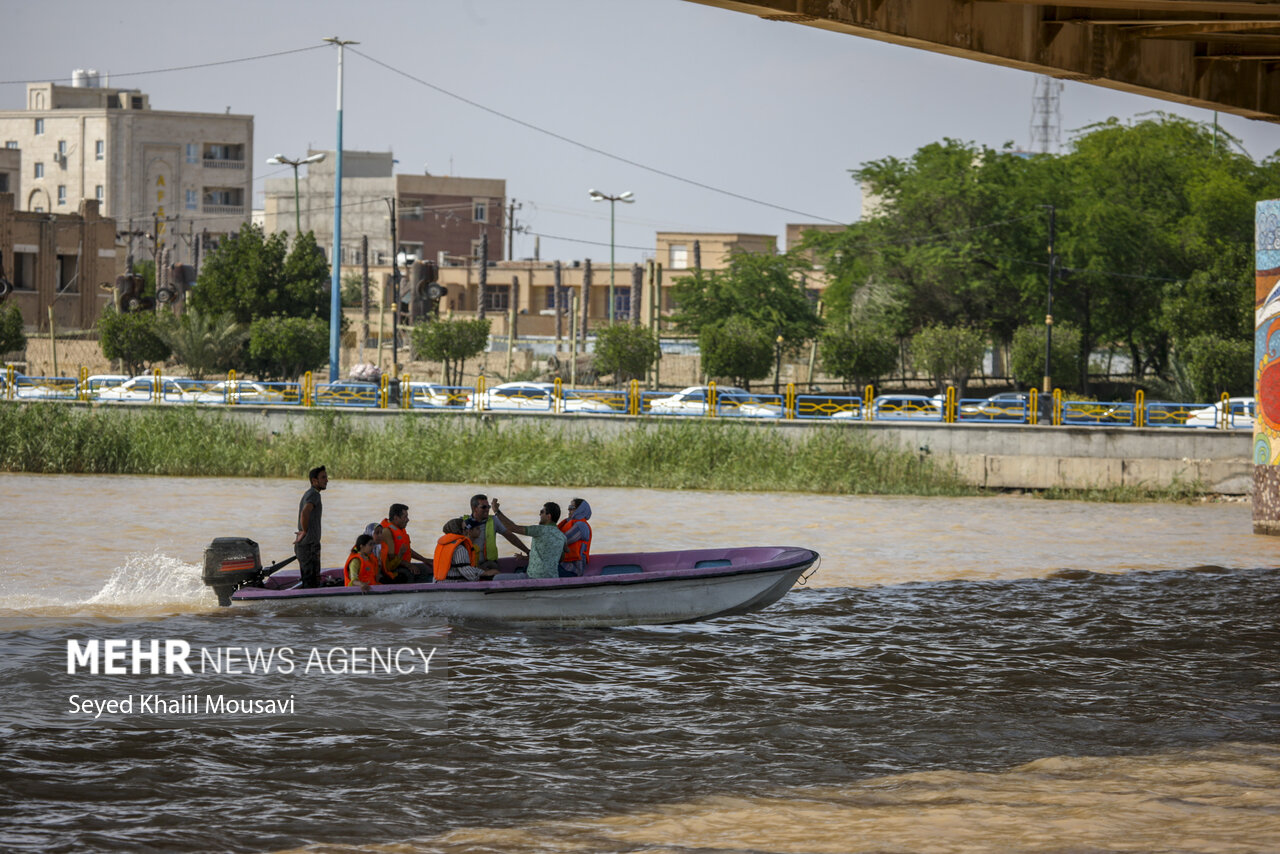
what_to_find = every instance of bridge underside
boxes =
[686,0,1280,123]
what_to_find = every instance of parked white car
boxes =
[467,382,616,414]
[868,394,943,420]
[1185,397,1255,429]
[94,375,199,403]
[407,382,464,408]
[194,380,286,405]
[647,386,782,418]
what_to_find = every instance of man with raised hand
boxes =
[490,498,566,579]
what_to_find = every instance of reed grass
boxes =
[0,404,1213,501]
[0,403,976,497]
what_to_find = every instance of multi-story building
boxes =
[261,150,505,270]
[0,193,115,330]
[0,73,252,264]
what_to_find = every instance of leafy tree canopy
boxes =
[246,315,329,382]
[820,322,898,391]
[98,307,171,376]
[670,251,820,349]
[593,323,660,383]
[699,315,774,389]
[412,318,491,387]
[157,309,248,380]
[0,303,26,356]
[191,225,330,324]
[911,324,987,398]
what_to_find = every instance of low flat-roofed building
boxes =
[0,192,116,330]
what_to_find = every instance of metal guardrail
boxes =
[0,366,1258,429]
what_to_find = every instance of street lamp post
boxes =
[588,189,634,323]
[266,152,326,236]
[325,35,358,382]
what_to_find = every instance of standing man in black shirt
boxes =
[294,465,327,588]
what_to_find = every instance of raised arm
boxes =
[490,499,528,537]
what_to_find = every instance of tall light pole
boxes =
[325,36,358,382]
[588,189,634,323]
[266,152,325,236]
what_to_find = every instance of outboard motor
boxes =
[203,537,264,607]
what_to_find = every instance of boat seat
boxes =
[491,572,528,582]
[601,564,644,575]
[694,559,732,568]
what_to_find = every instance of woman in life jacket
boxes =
[344,533,379,592]
[557,498,593,577]
[433,518,498,582]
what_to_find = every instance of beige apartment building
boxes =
[0,193,115,330]
[262,150,505,269]
[0,74,252,264]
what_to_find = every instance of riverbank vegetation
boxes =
[0,404,1213,502]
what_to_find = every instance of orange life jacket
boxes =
[381,518,412,579]
[559,519,592,564]
[344,550,379,586]
[433,533,475,581]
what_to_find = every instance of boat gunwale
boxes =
[231,547,818,602]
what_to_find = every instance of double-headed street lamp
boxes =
[588,189,634,323]
[266,152,326,236]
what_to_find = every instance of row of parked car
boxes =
[858,391,1256,428]
[0,371,1257,427]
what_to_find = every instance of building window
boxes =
[484,284,510,312]
[13,253,36,290]
[470,238,483,260]
[202,187,244,208]
[4,141,16,149]
[185,189,197,210]
[34,162,43,179]
[96,140,105,160]
[614,289,631,318]
[94,185,104,203]
[57,254,79,293]
[473,199,488,223]
[203,143,244,161]
[669,244,688,269]
[0,174,7,193]
[186,143,198,164]
[131,96,143,110]
[57,140,67,155]
[34,118,44,135]
[404,204,423,221]
[57,185,66,205]
[544,286,569,312]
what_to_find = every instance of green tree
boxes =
[699,315,773,389]
[911,325,987,398]
[820,322,898,390]
[670,251,821,351]
[191,224,329,323]
[98,306,171,376]
[593,323,660,383]
[246,315,329,381]
[341,272,364,308]
[0,303,26,356]
[411,318,491,387]
[157,309,248,379]
[1181,335,1253,399]
[1010,322,1082,391]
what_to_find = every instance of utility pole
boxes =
[580,259,591,349]
[554,260,563,349]
[1042,204,1056,395]
[478,232,489,319]
[506,198,521,260]
[360,234,369,364]
[389,198,400,375]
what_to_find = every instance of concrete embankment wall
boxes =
[211,406,1254,494]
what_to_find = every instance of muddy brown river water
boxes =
[0,473,1277,852]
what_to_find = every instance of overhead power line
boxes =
[0,45,329,86]
[347,47,847,226]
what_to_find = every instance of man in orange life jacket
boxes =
[558,498,593,577]
[378,504,430,583]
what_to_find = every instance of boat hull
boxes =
[229,546,818,627]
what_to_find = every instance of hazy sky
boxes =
[6,0,1280,264]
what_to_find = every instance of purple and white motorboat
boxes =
[201,538,818,627]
